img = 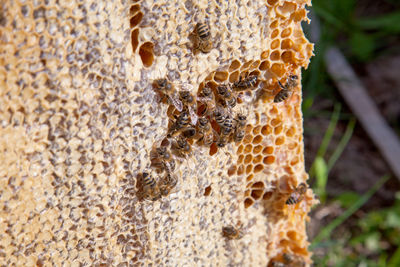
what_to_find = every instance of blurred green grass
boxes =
[302,0,400,265]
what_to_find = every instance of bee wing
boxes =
[176,81,194,91]
[188,105,198,125]
[169,94,183,112]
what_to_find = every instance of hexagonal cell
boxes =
[244,154,252,164]
[214,71,228,82]
[275,136,285,146]
[238,154,244,164]
[253,164,263,173]
[237,164,244,175]
[270,34,280,45]
[129,4,141,16]
[243,134,253,144]
[286,126,295,137]
[270,29,279,39]
[237,144,244,154]
[261,50,269,59]
[139,42,154,67]
[251,60,261,69]
[259,60,269,71]
[274,125,283,135]
[263,155,275,165]
[244,198,254,208]
[130,12,143,28]
[252,135,262,144]
[229,59,241,72]
[270,50,280,61]
[253,145,262,154]
[281,28,292,38]
[245,164,253,174]
[131,28,139,52]
[281,38,293,49]
[290,156,299,166]
[261,125,272,136]
[253,155,262,164]
[246,174,254,182]
[262,146,274,155]
[244,144,253,154]
[281,51,295,63]
[229,71,239,83]
[251,189,263,200]
[227,165,237,176]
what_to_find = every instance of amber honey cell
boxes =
[139,42,155,67]
[130,12,143,28]
[252,126,261,135]
[245,164,253,174]
[275,136,285,146]
[244,198,254,208]
[229,71,239,83]
[253,145,262,154]
[229,59,241,72]
[252,135,262,144]
[227,165,237,176]
[244,154,252,164]
[259,60,269,71]
[129,4,141,16]
[131,28,140,52]
[270,50,280,61]
[237,144,244,154]
[281,38,294,50]
[263,156,275,165]
[244,144,253,154]
[262,146,274,155]
[253,155,262,164]
[246,174,254,182]
[270,38,280,49]
[237,154,244,164]
[251,189,263,200]
[253,164,263,173]
[214,71,229,82]
[274,125,283,135]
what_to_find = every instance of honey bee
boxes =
[142,172,161,201]
[233,75,258,91]
[233,129,245,143]
[213,107,226,128]
[217,84,236,109]
[235,111,247,130]
[286,183,307,205]
[167,110,191,138]
[152,146,176,172]
[159,172,178,197]
[196,117,214,146]
[222,225,243,240]
[179,90,198,125]
[154,78,183,112]
[171,135,192,157]
[221,115,234,135]
[182,126,197,139]
[193,22,212,54]
[216,132,230,148]
[274,75,298,103]
[197,84,216,116]
[282,253,306,267]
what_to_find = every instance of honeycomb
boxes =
[0,0,315,266]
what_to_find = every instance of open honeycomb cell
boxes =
[0,0,315,266]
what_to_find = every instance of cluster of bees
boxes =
[137,22,305,248]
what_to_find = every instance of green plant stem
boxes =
[311,174,391,249]
[327,118,356,172]
[309,103,341,178]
